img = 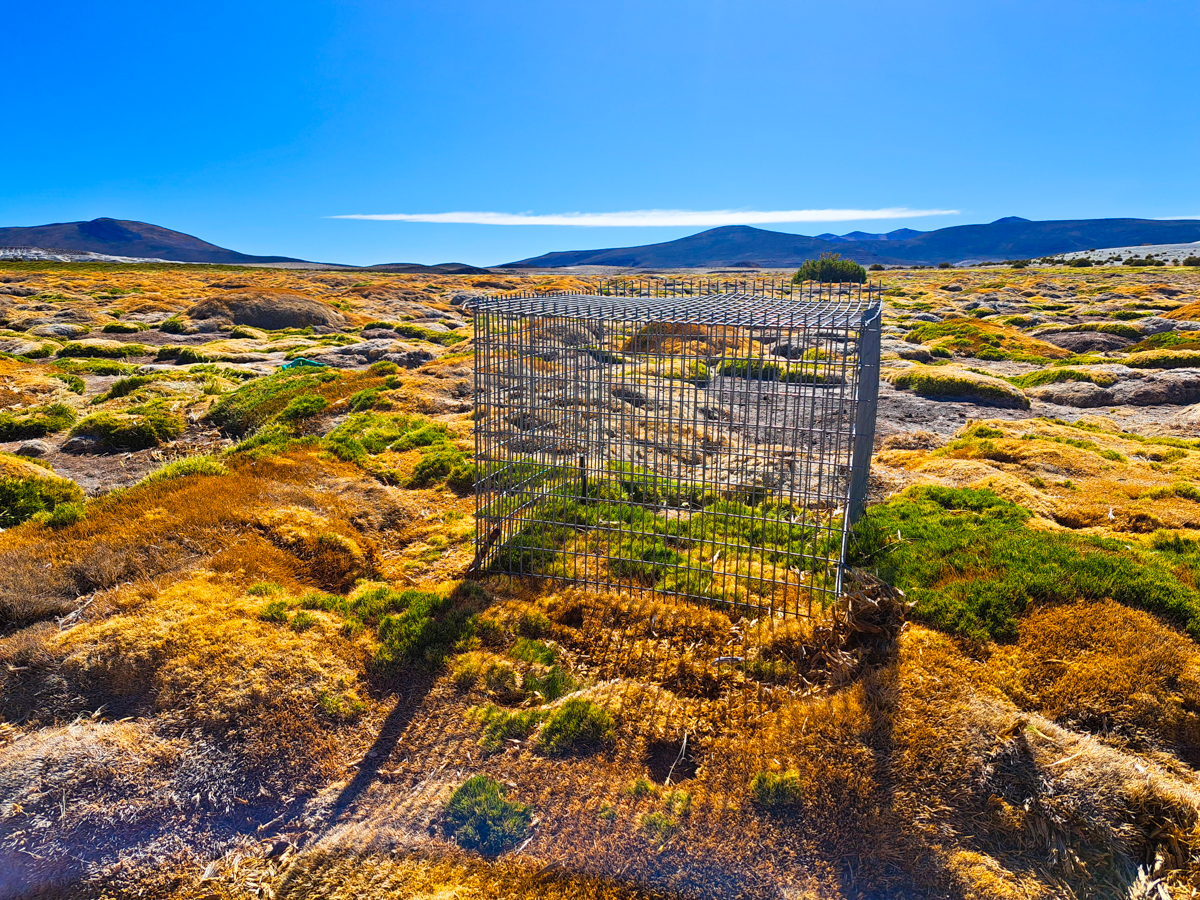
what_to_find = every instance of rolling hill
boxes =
[504,217,1200,268]
[0,218,316,265]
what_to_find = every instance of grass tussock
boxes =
[888,366,1030,408]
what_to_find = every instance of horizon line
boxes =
[329,207,961,227]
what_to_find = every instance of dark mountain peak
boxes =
[0,218,311,265]
[502,217,1200,268]
[77,218,141,243]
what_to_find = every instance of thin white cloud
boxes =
[331,207,959,227]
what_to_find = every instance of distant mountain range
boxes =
[504,217,1200,268]
[7,215,1200,271]
[0,218,486,271]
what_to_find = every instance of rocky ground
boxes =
[3,261,1200,899]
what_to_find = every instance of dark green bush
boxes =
[1184,256,1200,267]
[0,473,84,528]
[444,775,531,855]
[0,403,77,441]
[278,394,330,422]
[44,501,86,528]
[348,388,380,412]
[792,252,866,284]
[208,369,339,435]
[409,445,467,488]
[373,589,478,672]
[70,402,184,451]
[259,599,290,623]
[535,698,616,755]
[101,322,145,334]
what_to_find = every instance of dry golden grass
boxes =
[875,415,1200,536]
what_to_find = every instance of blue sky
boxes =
[4,0,1198,266]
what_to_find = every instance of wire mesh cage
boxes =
[470,278,882,618]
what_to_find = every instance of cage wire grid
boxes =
[470,278,882,620]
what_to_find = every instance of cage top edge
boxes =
[467,278,883,327]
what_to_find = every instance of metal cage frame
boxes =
[470,278,882,618]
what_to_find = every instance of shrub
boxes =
[868,263,884,271]
[444,775,531,856]
[279,394,330,422]
[70,403,185,451]
[937,261,952,269]
[0,403,77,441]
[393,422,451,451]
[101,322,145,334]
[44,501,86,528]
[248,582,283,597]
[159,317,188,334]
[0,473,84,528]
[259,599,290,623]
[792,252,866,284]
[208,369,339,435]
[368,360,400,375]
[535,698,616,755]
[373,589,478,672]
[409,445,468,488]
[472,705,546,752]
[348,388,380,412]
[394,323,466,346]
[1008,368,1116,390]
[750,769,804,811]
[1184,256,1200,267]
[289,610,317,632]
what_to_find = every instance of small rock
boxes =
[29,323,89,338]
[910,312,942,323]
[1135,316,1180,336]
[942,283,964,292]
[61,435,100,454]
[15,440,52,457]
[1027,382,1114,408]
[1041,332,1134,353]
[1113,372,1200,406]
[898,347,933,362]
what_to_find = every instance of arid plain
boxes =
[4,261,1200,899]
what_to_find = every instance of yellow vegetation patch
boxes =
[55,571,371,776]
[256,505,378,590]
